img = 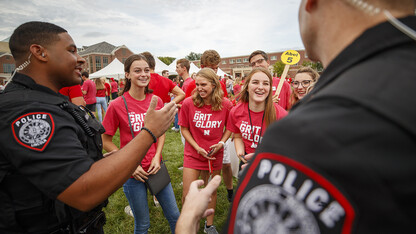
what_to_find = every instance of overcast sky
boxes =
[0,0,304,58]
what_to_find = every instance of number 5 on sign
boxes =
[274,50,300,100]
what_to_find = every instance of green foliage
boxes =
[103,128,236,233]
[158,56,176,66]
[272,61,286,76]
[302,61,324,72]
[185,52,202,61]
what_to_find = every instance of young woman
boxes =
[94,77,108,122]
[289,66,320,109]
[179,68,233,233]
[227,67,288,164]
[102,54,179,234]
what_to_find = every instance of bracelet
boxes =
[141,127,157,143]
[218,141,225,146]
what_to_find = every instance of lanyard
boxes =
[247,103,265,139]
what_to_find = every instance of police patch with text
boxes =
[12,112,55,152]
[228,153,355,234]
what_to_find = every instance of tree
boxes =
[158,56,176,66]
[185,52,202,61]
[302,61,324,72]
[272,61,286,77]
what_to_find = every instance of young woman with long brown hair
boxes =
[227,67,288,163]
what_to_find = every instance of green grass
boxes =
[102,126,236,233]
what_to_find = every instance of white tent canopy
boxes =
[154,57,170,74]
[89,59,124,80]
[167,58,178,75]
[189,62,200,75]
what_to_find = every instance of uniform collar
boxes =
[6,72,62,97]
[294,16,416,109]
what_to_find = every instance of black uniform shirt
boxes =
[225,16,416,233]
[0,73,94,200]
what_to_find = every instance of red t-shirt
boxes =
[96,89,106,97]
[102,92,164,171]
[179,97,233,170]
[227,102,287,154]
[181,77,193,94]
[59,85,83,100]
[81,79,96,105]
[110,81,118,93]
[149,73,176,103]
[185,80,228,98]
[104,83,111,96]
[233,84,242,97]
[272,77,292,110]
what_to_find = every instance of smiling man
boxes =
[0,21,177,233]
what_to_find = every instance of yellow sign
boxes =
[281,50,300,65]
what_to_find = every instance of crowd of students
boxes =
[73,49,317,234]
[57,46,320,233]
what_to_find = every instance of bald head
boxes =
[298,0,415,67]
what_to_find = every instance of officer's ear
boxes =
[29,44,47,62]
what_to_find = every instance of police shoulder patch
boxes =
[229,153,356,234]
[12,112,55,152]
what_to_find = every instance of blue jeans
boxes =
[173,113,179,129]
[95,96,108,122]
[123,179,179,234]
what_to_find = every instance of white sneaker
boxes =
[124,205,134,217]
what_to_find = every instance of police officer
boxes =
[177,0,416,233]
[0,21,176,233]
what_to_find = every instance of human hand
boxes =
[103,149,118,158]
[148,157,161,175]
[272,95,280,104]
[240,153,254,170]
[132,165,149,182]
[144,96,177,138]
[197,147,216,160]
[176,175,221,233]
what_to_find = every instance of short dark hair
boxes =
[248,50,269,63]
[177,59,190,73]
[140,51,156,70]
[81,71,89,78]
[162,70,169,74]
[9,21,67,61]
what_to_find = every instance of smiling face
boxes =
[195,75,215,100]
[293,72,313,99]
[248,71,271,104]
[126,59,151,88]
[46,32,85,87]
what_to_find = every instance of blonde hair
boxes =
[239,67,276,127]
[192,68,224,111]
[95,77,105,90]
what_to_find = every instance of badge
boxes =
[228,153,355,233]
[12,112,55,151]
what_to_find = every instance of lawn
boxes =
[102,127,236,233]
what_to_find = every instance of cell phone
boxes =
[207,148,215,157]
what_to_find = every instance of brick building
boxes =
[78,41,134,74]
[219,49,311,79]
[0,38,14,85]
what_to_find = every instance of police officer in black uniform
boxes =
[176,0,416,233]
[0,21,177,233]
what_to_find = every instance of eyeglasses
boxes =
[291,80,313,88]
[250,58,266,67]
